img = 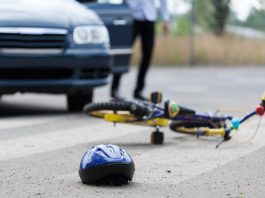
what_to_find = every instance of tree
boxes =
[232,8,265,31]
[210,0,231,36]
[193,0,213,29]
[191,0,231,35]
[183,0,231,35]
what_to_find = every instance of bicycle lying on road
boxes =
[84,92,265,147]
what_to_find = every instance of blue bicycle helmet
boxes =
[79,144,135,185]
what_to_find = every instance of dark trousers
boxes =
[111,20,155,94]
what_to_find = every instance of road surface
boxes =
[0,67,265,198]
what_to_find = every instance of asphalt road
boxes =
[0,67,265,198]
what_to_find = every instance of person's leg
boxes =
[134,21,155,99]
[110,20,140,99]
[110,74,122,99]
[111,74,121,91]
[132,20,140,44]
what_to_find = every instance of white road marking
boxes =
[134,119,265,184]
[168,86,208,93]
[0,110,264,190]
[0,116,62,130]
[0,123,145,161]
[54,119,265,186]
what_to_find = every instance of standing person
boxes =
[111,0,170,101]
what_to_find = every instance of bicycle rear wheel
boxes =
[84,101,150,122]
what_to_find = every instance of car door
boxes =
[78,0,133,74]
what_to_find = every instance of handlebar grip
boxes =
[256,105,265,116]
[165,100,196,118]
[262,92,265,107]
[205,128,225,136]
[150,92,163,104]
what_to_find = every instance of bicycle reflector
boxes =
[256,105,265,116]
[231,118,240,129]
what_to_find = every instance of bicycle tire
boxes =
[170,120,210,129]
[170,119,226,135]
[84,101,150,120]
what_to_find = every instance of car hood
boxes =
[0,0,102,29]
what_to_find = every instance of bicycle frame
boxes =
[102,92,265,147]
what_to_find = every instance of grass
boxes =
[131,33,265,66]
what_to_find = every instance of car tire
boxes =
[67,91,93,112]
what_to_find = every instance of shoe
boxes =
[111,90,125,101]
[134,91,148,101]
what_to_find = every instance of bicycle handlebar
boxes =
[261,92,265,108]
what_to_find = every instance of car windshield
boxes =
[0,0,81,11]
[0,0,73,7]
[77,0,124,4]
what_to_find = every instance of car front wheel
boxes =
[67,91,93,112]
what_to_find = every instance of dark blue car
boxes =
[0,0,132,111]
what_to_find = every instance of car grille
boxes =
[0,27,68,54]
[0,68,74,80]
[80,68,110,79]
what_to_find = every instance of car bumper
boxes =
[111,48,132,74]
[0,48,112,94]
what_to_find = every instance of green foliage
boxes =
[175,15,191,35]
[210,0,231,35]
[189,0,231,35]
[228,6,265,32]
[236,8,265,31]
[156,15,191,36]
[193,0,213,29]
[155,21,163,34]
[172,0,231,36]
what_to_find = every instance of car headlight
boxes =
[73,26,109,45]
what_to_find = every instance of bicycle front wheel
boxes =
[170,120,225,136]
[170,120,210,134]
